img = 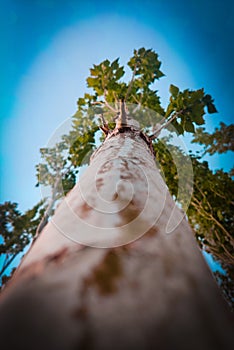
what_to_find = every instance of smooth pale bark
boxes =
[0,130,233,350]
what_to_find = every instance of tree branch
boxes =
[34,175,62,239]
[0,252,18,278]
[149,110,184,140]
[194,184,233,242]
[104,89,118,113]
[125,60,138,101]
[115,99,128,129]
[99,114,110,136]
[190,198,234,262]
[132,93,143,113]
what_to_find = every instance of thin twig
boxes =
[149,110,183,140]
[34,175,62,238]
[99,114,110,136]
[125,61,138,101]
[104,89,118,113]
[0,253,18,277]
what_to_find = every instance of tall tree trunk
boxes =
[0,129,233,350]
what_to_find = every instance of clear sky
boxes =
[0,0,233,212]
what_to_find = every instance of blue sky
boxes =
[0,1,233,214]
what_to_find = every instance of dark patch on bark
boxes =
[186,274,199,291]
[72,305,88,320]
[47,247,69,264]
[95,177,104,191]
[72,273,94,349]
[97,160,113,174]
[112,192,118,201]
[143,226,158,238]
[120,174,132,180]
[72,309,94,350]
[79,202,93,219]
[107,126,133,137]
[118,199,141,225]
[83,251,122,296]
[121,158,129,171]
[128,157,151,170]
[106,127,155,157]
[163,256,174,277]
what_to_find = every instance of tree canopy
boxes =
[0,48,233,308]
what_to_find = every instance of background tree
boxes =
[153,135,234,308]
[0,201,44,283]
[192,122,234,155]
[35,139,77,235]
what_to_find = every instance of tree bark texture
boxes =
[0,130,233,350]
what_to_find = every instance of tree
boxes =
[0,201,44,283]
[0,48,233,349]
[153,139,234,264]
[35,139,77,235]
[191,122,234,309]
[0,140,77,284]
[154,136,234,309]
[192,122,234,155]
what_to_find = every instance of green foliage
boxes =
[153,138,179,198]
[36,139,77,196]
[192,122,234,155]
[62,171,76,194]
[166,86,217,135]
[86,48,164,106]
[153,138,193,209]
[153,135,234,309]
[214,264,234,310]
[125,48,165,115]
[0,201,45,282]
[154,138,234,266]
[83,48,166,116]
[71,48,218,141]
[86,58,126,99]
[68,127,99,167]
[127,48,164,89]
[189,159,234,264]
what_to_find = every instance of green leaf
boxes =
[203,94,218,113]
[190,89,204,102]
[115,67,125,80]
[77,98,85,106]
[171,120,184,134]
[184,121,195,133]
[207,103,218,114]
[111,58,119,70]
[90,67,100,76]
[86,77,99,88]
[103,59,110,68]
[217,210,223,221]
[93,106,103,114]
[169,84,179,98]
[193,114,205,125]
